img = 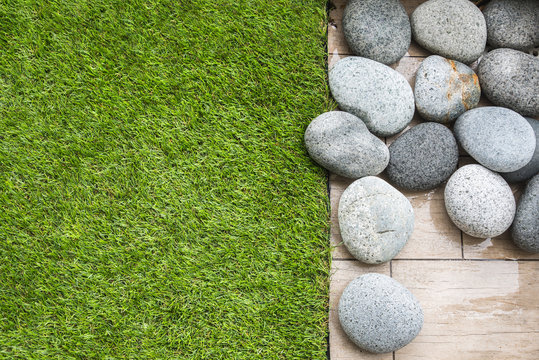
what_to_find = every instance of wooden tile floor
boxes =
[327,1,539,359]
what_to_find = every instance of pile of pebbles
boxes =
[306,0,539,354]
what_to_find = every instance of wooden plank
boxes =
[327,0,539,359]
[394,184,462,259]
[330,173,462,260]
[462,229,539,260]
[329,260,392,359]
[454,157,535,259]
[392,260,539,359]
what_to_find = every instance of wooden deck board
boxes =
[327,0,538,358]
[392,260,539,359]
[329,260,393,360]
[330,173,462,260]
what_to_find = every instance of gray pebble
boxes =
[329,57,414,137]
[338,273,423,354]
[410,0,487,64]
[343,0,411,65]
[304,111,389,179]
[477,48,539,117]
[502,118,539,183]
[444,164,516,238]
[454,107,536,172]
[483,0,539,51]
[511,174,539,253]
[338,176,414,264]
[387,122,458,191]
[414,55,480,123]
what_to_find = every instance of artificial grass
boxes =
[0,0,332,358]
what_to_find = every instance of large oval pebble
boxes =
[414,55,480,123]
[387,122,458,191]
[502,118,539,183]
[444,164,516,238]
[343,0,411,65]
[329,56,414,137]
[304,111,389,179]
[483,0,539,51]
[339,273,423,354]
[454,107,535,172]
[511,174,539,253]
[338,176,414,264]
[477,48,539,117]
[410,0,487,64]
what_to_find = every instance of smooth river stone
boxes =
[414,55,480,123]
[410,0,487,64]
[304,111,389,179]
[477,48,539,117]
[444,164,516,238]
[502,118,539,183]
[483,0,539,51]
[343,0,411,65]
[454,107,536,172]
[511,174,539,253]
[338,273,423,354]
[329,57,414,137]
[387,122,458,191]
[338,176,414,264]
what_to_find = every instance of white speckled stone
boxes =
[511,174,539,253]
[454,107,536,172]
[444,164,516,238]
[304,111,389,179]
[483,0,539,51]
[329,57,415,137]
[338,273,423,354]
[410,0,487,64]
[502,118,539,183]
[414,55,480,123]
[338,176,414,264]
[477,48,539,117]
[343,0,411,65]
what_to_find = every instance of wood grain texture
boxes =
[330,173,462,260]
[327,0,538,358]
[392,260,539,359]
[329,260,393,359]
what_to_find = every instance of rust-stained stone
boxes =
[414,55,480,123]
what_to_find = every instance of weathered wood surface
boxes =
[327,0,538,359]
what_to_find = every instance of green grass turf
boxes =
[0,0,333,358]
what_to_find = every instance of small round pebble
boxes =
[343,0,411,65]
[338,176,414,264]
[387,122,458,191]
[329,57,414,137]
[477,48,539,117]
[304,111,389,179]
[414,55,480,123]
[483,0,539,51]
[444,164,516,238]
[511,174,539,253]
[454,107,535,172]
[338,273,423,354]
[410,0,487,64]
[502,118,539,183]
